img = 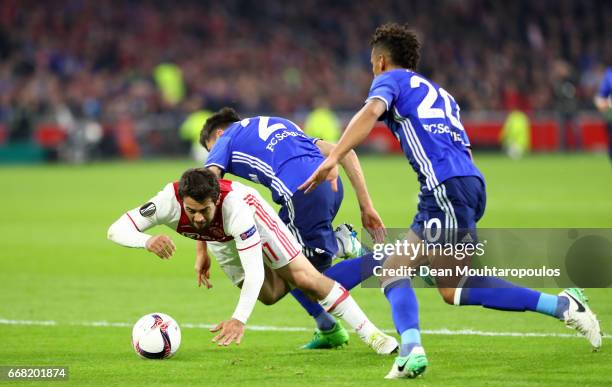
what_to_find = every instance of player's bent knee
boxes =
[258,284,290,305]
[257,275,290,306]
[257,293,277,305]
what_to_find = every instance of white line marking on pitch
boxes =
[0,318,608,339]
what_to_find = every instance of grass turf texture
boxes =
[1,153,611,386]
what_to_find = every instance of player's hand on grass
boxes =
[210,319,245,346]
[361,206,387,244]
[298,156,340,194]
[145,235,176,259]
[195,253,212,289]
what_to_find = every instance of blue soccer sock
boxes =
[384,279,421,356]
[323,253,379,290]
[536,293,569,319]
[400,329,422,357]
[290,289,336,331]
[459,276,568,319]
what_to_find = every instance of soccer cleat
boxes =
[365,330,399,355]
[335,223,363,259]
[559,288,602,351]
[301,321,349,349]
[385,346,428,379]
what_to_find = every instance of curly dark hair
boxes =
[178,168,220,202]
[370,23,420,70]
[200,107,241,150]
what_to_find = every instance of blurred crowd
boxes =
[0,0,610,153]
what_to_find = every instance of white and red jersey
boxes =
[116,179,301,267]
[108,178,302,324]
[120,179,263,252]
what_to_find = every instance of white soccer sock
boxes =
[319,281,377,340]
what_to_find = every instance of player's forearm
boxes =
[316,140,374,209]
[196,240,208,257]
[232,245,265,324]
[328,104,380,163]
[107,214,151,248]
[195,240,209,268]
[338,149,375,210]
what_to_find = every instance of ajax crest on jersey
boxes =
[132,313,181,359]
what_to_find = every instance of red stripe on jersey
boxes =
[244,195,299,257]
[244,195,296,254]
[255,205,299,257]
[261,245,273,265]
[237,240,261,252]
[326,285,350,313]
[172,182,181,203]
[126,213,141,232]
[288,249,300,262]
[262,242,280,261]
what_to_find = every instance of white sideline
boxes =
[0,318,609,339]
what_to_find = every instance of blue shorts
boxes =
[410,176,486,243]
[278,177,344,272]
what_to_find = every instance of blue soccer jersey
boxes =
[598,68,612,99]
[205,116,324,204]
[367,69,483,190]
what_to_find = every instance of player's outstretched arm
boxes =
[316,139,386,243]
[211,197,265,346]
[316,140,373,206]
[107,214,151,248]
[299,99,386,194]
[107,214,176,259]
[107,184,178,259]
[210,243,265,346]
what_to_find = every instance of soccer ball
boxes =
[132,313,181,359]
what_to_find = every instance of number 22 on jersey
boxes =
[410,75,465,131]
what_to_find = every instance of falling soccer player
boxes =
[108,168,397,353]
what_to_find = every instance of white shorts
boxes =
[207,193,302,286]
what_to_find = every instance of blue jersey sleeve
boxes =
[366,72,400,112]
[204,135,232,171]
[597,69,612,98]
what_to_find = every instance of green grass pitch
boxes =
[1,153,611,386]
